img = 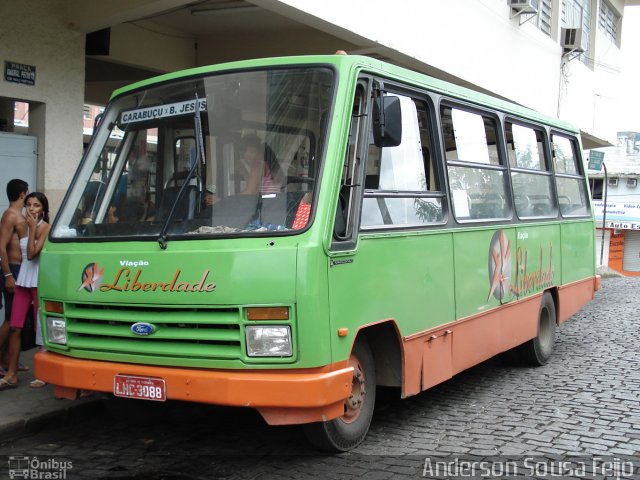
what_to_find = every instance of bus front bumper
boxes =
[34,351,353,425]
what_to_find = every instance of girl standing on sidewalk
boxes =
[0,192,50,390]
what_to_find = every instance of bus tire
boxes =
[303,340,376,452]
[517,291,556,366]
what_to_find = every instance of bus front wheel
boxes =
[517,291,557,366]
[303,340,376,452]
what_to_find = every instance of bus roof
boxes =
[110,54,577,134]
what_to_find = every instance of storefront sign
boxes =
[605,221,640,230]
[593,201,640,229]
[608,233,625,262]
[4,61,36,86]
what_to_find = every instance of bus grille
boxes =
[62,303,242,360]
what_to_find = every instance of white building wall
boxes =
[606,179,640,197]
[271,1,559,113]
[559,14,624,142]
[0,0,85,212]
[270,0,621,144]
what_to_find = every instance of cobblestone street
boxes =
[2,276,639,479]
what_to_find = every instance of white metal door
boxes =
[0,132,37,323]
[0,132,37,210]
[622,231,640,272]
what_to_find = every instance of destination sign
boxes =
[119,98,207,125]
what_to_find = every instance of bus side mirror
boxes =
[373,95,402,147]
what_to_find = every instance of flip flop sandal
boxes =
[0,378,18,390]
[29,379,47,388]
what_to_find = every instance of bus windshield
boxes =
[52,67,334,240]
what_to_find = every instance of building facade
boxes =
[0,0,637,212]
[590,132,640,275]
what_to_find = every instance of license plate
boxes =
[113,374,166,401]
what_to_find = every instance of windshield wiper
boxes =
[157,94,205,249]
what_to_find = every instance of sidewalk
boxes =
[0,348,101,439]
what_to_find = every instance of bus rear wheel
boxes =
[303,340,376,452]
[517,291,557,366]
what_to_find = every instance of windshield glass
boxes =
[52,67,333,240]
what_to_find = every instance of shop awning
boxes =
[581,130,613,150]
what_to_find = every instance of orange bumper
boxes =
[35,351,352,425]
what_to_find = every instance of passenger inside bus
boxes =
[195,185,220,219]
[239,135,284,195]
[203,184,219,208]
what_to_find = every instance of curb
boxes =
[0,397,105,441]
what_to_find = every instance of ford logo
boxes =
[131,322,156,336]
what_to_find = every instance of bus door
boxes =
[328,80,455,390]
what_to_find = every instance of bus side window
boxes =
[506,122,556,219]
[361,96,443,228]
[442,106,508,222]
[552,134,589,217]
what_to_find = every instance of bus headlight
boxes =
[46,317,67,345]
[245,326,292,357]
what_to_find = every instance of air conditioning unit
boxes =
[608,177,619,187]
[627,178,638,188]
[509,0,539,14]
[561,27,585,53]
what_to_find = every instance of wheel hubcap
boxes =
[343,354,366,423]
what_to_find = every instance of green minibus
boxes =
[35,54,599,451]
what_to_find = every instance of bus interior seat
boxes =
[206,192,311,230]
[469,193,505,220]
[558,195,571,214]
[515,194,533,216]
[157,186,198,221]
[285,175,315,192]
[157,171,200,221]
[531,197,552,216]
[286,191,307,226]
[209,194,259,229]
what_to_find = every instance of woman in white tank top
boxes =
[0,192,50,390]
